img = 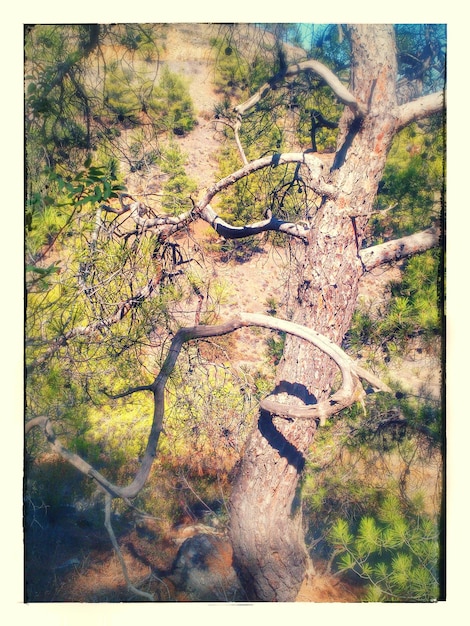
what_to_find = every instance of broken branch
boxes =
[359,227,440,270]
[395,90,444,131]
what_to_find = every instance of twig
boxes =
[104,493,154,601]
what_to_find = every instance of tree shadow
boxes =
[258,380,319,473]
[332,116,363,170]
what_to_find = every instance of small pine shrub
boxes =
[152,67,196,136]
[329,494,441,602]
[345,249,441,356]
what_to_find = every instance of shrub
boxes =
[329,495,441,602]
[152,67,196,135]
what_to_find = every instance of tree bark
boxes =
[229,24,401,602]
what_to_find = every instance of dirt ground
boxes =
[25,496,366,602]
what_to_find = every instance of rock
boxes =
[170,533,244,601]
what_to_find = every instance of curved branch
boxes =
[196,151,336,211]
[103,152,336,244]
[29,151,333,371]
[359,227,440,271]
[26,313,391,503]
[199,204,310,242]
[235,313,391,424]
[395,90,444,131]
[235,60,367,118]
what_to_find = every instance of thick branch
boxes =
[26,313,390,504]
[199,204,310,242]
[359,227,440,270]
[395,91,444,131]
[235,60,367,118]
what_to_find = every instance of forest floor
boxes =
[25,491,367,602]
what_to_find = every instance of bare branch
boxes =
[100,384,154,399]
[104,493,154,601]
[359,227,440,271]
[233,117,248,166]
[235,60,367,118]
[25,415,126,498]
[213,116,248,165]
[101,200,194,236]
[128,202,194,230]
[395,91,444,131]
[27,313,390,506]
[199,204,310,242]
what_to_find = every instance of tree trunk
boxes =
[229,25,399,602]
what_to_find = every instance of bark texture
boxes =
[229,25,400,602]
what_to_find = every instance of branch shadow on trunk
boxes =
[258,410,307,472]
[333,116,363,171]
[257,380,318,470]
[273,379,318,405]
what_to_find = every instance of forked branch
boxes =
[26,312,391,597]
[26,312,390,502]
